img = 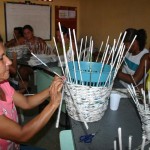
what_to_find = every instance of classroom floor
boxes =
[22,109,67,150]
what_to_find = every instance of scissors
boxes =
[79,133,96,143]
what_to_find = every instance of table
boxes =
[69,77,150,150]
[17,54,62,92]
[17,55,149,149]
[70,98,145,150]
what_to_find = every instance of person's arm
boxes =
[117,53,150,85]
[13,76,63,109]
[0,76,63,143]
[5,39,16,48]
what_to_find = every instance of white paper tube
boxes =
[31,52,62,78]
[114,140,117,150]
[141,135,146,150]
[128,135,132,150]
[53,37,65,76]
[56,87,64,128]
[118,127,122,150]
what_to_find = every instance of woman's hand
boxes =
[49,76,64,108]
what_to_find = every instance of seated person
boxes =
[137,53,150,91]
[0,35,63,149]
[117,28,149,90]
[9,52,28,94]
[5,27,25,48]
[23,24,47,54]
[18,24,48,91]
[55,25,76,61]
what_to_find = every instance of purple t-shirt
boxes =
[0,81,19,150]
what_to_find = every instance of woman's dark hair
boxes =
[57,25,69,37]
[14,27,23,36]
[23,25,34,32]
[123,28,147,51]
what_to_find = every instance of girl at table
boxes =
[18,24,47,92]
[55,25,76,61]
[0,36,63,149]
[5,27,25,48]
[117,28,149,90]
[23,24,48,54]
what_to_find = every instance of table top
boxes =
[17,54,60,76]
[69,77,150,150]
[70,98,144,150]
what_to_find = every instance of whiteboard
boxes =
[5,3,51,41]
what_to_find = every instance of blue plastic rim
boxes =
[68,61,115,86]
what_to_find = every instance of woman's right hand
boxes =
[48,76,64,108]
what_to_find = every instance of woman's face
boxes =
[14,30,20,39]
[56,31,62,43]
[124,40,139,54]
[23,29,34,41]
[56,30,68,43]
[0,43,12,82]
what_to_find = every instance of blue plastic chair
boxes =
[59,130,75,150]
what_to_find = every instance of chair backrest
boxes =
[59,130,75,150]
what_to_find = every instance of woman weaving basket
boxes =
[0,34,63,149]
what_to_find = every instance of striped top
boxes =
[120,48,149,88]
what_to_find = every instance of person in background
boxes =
[5,27,25,48]
[5,27,26,92]
[23,24,47,54]
[56,25,70,55]
[18,24,50,91]
[55,25,76,61]
[9,51,28,94]
[117,28,149,90]
[0,35,63,149]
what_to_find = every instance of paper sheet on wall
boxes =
[59,10,69,18]
[68,10,76,18]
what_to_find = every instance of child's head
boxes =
[123,28,147,52]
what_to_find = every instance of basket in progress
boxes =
[128,85,150,141]
[63,61,114,122]
[64,82,112,122]
[68,61,114,87]
[137,105,150,140]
